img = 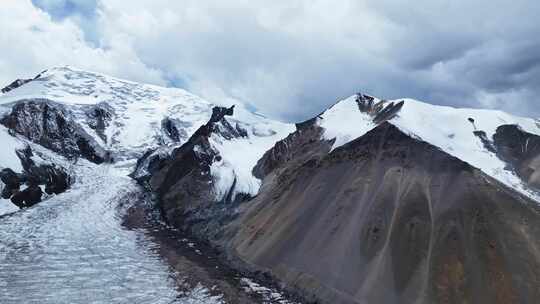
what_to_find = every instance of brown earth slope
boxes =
[225,122,540,304]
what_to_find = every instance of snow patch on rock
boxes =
[319,95,376,150]
[240,277,298,304]
[209,107,294,201]
[393,98,540,201]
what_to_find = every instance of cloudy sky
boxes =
[1,0,539,121]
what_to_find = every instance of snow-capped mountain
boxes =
[0,66,294,212]
[1,67,540,304]
[0,66,293,158]
[0,67,297,304]
[230,94,540,304]
[319,94,540,200]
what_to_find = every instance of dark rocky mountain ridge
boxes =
[1,99,109,163]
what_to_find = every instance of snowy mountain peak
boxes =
[1,65,207,107]
[318,92,540,202]
[0,67,294,212]
[319,93,404,149]
[1,66,292,160]
[1,68,211,160]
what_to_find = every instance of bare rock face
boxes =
[493,124,540,190]
[149,135,219,235]
[1,79,32,94]
[0,99,108,163]
[473,130,497,153]
[252,117,331,179]
[11,185,42,208]
[223,123,540,304]
[0,70,44,93]
[0,168,23,199]
[130,147,169,183]
[85,103,113,142]
[1,146,71,208]
[355,94,404,124]
[161,117,183,142]
[133,105,246,239]
[16,146,71,195]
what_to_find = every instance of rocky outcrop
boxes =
[132,106,244,186]
[473,130,497,153]
[10,185,43,208]
[0,168,23,199]
[355,93,404,124]
[493,124,540,190]
[16,146,71,195]
[1,99,108,163]
[224,122,540,304]
[130,147,171,183]
[133,105,247,239]
[85,103,113,142]
[1,79,32,94]
[1,146,71,208]
[0,70,44,93]
[252,117,330,179]
[161,117,182,142]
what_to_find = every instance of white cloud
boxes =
[2,0,539,121]
[0,0,165,87]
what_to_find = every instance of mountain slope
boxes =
[144,93,540,303]
[0,67,299,303]
[0,66,294,214]
[229,122,540,304]
[2,68,540,304]
[319,94,540,200]
[1,66,292,157]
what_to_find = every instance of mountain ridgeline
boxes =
[1,67,540,304]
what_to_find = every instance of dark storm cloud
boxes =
[361,0,540,117]
[19,0,540,120]
[456,41,540,91]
